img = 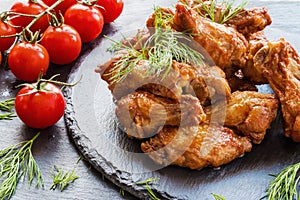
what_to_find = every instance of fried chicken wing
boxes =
[141,124,252,169]
[96,52,186,100]
[116,91,206,139]
[180,0,272,37]
[253,39,300,142]
[96,50,231,103]
[243,31,269,84]
[173,3,248,69]
[207,91,279,144]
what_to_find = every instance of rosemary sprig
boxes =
[50,165,79,191]
[136,178,160,200]
[0,98,15,112]
[191,0,248,24]
[212,193,227,200]
[0,132,43,200]
[265,162,300,200]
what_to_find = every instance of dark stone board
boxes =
[63,0,300,200]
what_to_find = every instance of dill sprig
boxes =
[106,7,204,83]
[136,178,160,200]
[152,6,174,30]
[0,132,44,200]
[146,30,205,77]
[0,98,15,112]
[212,193,227,200]
[265,162,300,200]
[0,98,16,120]
[50,165,79,191]
[0,112,16,120]
[191,0,248,24]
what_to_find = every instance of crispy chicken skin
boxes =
[141,124,252,169]
[173,3,248,69]
[116,91,206,139]
[223,67,258,92]
[207,91,279,144]
[226,7,271,38]
[243,31,269,84]
[96,49,231,103]
[254,39,300,142]
[96,53,186,100]
[180,0,272,37]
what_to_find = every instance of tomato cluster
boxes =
[0,0,124,129]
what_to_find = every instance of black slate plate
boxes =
[64,1,300,199]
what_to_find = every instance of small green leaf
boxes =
[212,193,226,200]
[50,166,79,192]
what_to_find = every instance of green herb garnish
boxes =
[212,193,227,200]
[265,162,300,200]
[106,7,204,83]
[0,98,15,112]
[119,188,125,197]
[0,132,44,199]
[0,112,16,120]
[50,165,79,191]
[136,178,160,200]
[152,6,174,30]
[188,0,248,24]
[0,98,16,120]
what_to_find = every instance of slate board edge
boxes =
[62,46,181,200]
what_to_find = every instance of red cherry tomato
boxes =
[42,0,76,14]
[10,1,49,33]
[40,24,81,65]
[8,41,49,82]
[64,3,104,43]
[0,19,17,52]
[96,0,124,23]
[15,82,66,129]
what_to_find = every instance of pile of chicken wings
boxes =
[96,0,300,169]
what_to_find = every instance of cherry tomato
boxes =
[40,24,81,65]
[8,41,49,81]
[10,1,49,33]
[64,3,104,43]
[42,0,76,14]
[0,52,2,65]
[96,0,124,23]
[0,19,17,52]
[15,82,66,129]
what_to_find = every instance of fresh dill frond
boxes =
[146,29,205,78]
[0,132,44,200]
[107,40,123,53]
[104,5,205,83]
[0,98,15,112]
[0,112,16,120]
[109,47,147,83]
[107,29,205,83]
[0,98,16,120]
[219,0,248,24]
[212,193,227,200]
[119,188,125,197]
[153,6,174,30]
[192,0,248,24]
[136,178,160,200]
[265,162,300,200]
[50,165,79,192]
